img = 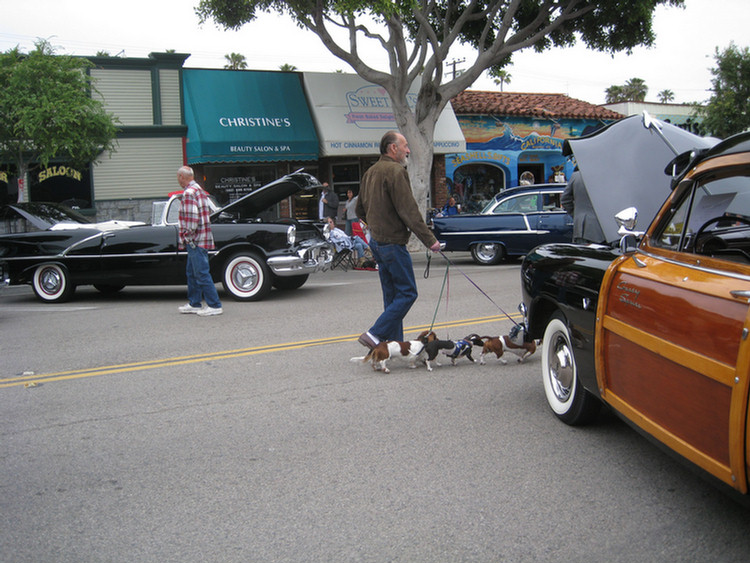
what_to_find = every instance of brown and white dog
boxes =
[478,325,539,364]
[350,338,426,374]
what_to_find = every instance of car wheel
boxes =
[541,312,601,425]
[32,263,75,303]
[222,252,272,301]
[471,243,504,265]
[273,274,309,291]
[93,283,125,294]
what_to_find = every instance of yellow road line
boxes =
[2,314,522,389]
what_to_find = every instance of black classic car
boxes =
[520,113,750,498]
[431,183,571,265]
[0,171,333,303]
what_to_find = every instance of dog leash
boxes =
[433,250,521,328]
[428,260,450,333]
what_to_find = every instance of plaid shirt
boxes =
[178,181,215,250]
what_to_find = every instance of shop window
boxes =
[331,162,361,198]
[451,164,506,213]
[203,165,278,204]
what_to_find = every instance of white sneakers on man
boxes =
[178,303,223,316]
[197,306,223,317]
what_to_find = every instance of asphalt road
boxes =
[2,252,750,563]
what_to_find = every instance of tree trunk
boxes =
[402,109,438,251]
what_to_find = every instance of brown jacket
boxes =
[355,155,437,247]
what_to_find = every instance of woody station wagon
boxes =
[520,116,750,500]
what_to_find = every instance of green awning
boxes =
[183,69,319,164]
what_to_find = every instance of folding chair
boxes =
[331,248,357,271]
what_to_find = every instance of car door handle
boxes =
[730,290,750,300]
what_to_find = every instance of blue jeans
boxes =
[368,240,417,342]
[186,245,222,309]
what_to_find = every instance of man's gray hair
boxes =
[177,166,194,179]
[379,131,400,155]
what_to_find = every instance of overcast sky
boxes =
[2,0,747,105]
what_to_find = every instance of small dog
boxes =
[350,339,426,374]
[478,325,539,364]
[444,333,484,365]
[417,330,454,371]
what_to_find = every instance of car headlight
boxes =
[287,224,296,245]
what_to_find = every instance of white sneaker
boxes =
[179,303,203,314]
[197,306,223,317]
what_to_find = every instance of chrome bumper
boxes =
[267,243,334,276]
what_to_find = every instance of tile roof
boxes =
[451,90,623,120]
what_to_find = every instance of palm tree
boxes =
[279,63,298,71]
[605,85,625,103]
[605,79,648,103]
[493,70,512,92]
[224,53,247,70]
[623,78,648,102]
[658,89,675,103]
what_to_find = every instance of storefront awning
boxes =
[183,70,319,164]
[302,72,466,157]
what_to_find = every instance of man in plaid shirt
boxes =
[176,166,223,316]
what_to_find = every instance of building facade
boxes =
[445,91,622,212]
[3,52,465,225]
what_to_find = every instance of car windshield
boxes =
[0,202,93,233]
[652,173,750,262]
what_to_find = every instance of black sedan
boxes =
[0,171,334,303]
[431,184,572,264]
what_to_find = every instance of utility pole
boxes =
[448,58,465,80]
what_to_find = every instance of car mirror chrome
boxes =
[615,207,645,247]
[619,234,639,254]
[615,207,638,231]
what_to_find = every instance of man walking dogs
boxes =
[355,131,441,349]
[176,166,223,317]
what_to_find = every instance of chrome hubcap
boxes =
[476,244,498,261]
[232,262,258,291]
[548,333,574,402]
[40,269,62,294]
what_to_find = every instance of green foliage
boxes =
[657,89,674,103]
[196,0,684,86]
[699,43,750,138]
[605,78,648,103]
[0,40,119,175]
[224,52,248,69]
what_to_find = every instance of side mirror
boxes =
[615,207,638,231]
[615,206,645,238]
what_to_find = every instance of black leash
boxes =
[425,250,521,327]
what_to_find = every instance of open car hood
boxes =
[563,114,719,243]
[2,202,145,232]
[212,170,322,220]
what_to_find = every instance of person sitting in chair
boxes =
[326,217,370,262]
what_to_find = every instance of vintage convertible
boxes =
[431,183,571,265]
[0,171,334,303]
[520,113,750,499]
